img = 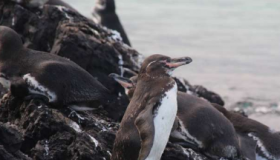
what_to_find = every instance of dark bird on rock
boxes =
[92,0,131,46]
[0,26,111,110]
[111,74,254,160]
[212,103,280,160]
[111,54,192,160]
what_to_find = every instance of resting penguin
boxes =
[212,103,280,160]
[110,74,247,160]
[111,54,192,160]
[0,26,110,110]
[92,0,131,46]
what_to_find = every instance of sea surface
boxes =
[67,0,280,130]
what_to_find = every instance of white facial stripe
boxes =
[146,60,157,71]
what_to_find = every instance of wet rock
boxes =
[0,122,31,160]
[0,93,210,160]
[0,84,8,98]
[0,95,116,160]
[162,143,208,160]
[193,85,225,106]
[0,2,221,159]
[0,123,22,153]
[174,77,225,106]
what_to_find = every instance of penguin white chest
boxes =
[146,85,178,160]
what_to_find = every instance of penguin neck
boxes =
[138,73,175,95]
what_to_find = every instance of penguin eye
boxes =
[159,60,169,68]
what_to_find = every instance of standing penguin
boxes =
[111,54,192,160]
[110,74,250,160]
[0,26,110,109]
[92,0,131,46]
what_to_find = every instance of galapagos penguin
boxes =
[110,74,248,160]
[0,26,110,109]
[92,0,131,46]
[212,103,280,160]
[111,54,192,160]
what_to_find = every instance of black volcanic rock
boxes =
[0,93,208,160]
[174,77,225,106]
[0,95,117,160]
[0,122,31,160]
[193,85,225,106]
[0,84,8,98]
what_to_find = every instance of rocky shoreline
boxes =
[0,1,231,160]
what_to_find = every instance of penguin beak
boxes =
[109,73,134,89]
[166,57,192,68]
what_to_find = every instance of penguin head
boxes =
[109,73,137,100]
[94,0,115,12]
[0,26,23,60]
[140,54,192,77]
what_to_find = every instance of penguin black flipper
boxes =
[134,102,155,160]
[0,26,111,109]
[29,58,111,106]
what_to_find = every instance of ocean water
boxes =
[67,0,280,129]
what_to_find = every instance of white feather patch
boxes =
[56,6,73,22]
[177,119,204,148]
[145,84,178,160]
[248,133,277,160]
[23,73,57,102]
[68,105,97,111]
[69,121,82,133]
[88,134,99,147]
